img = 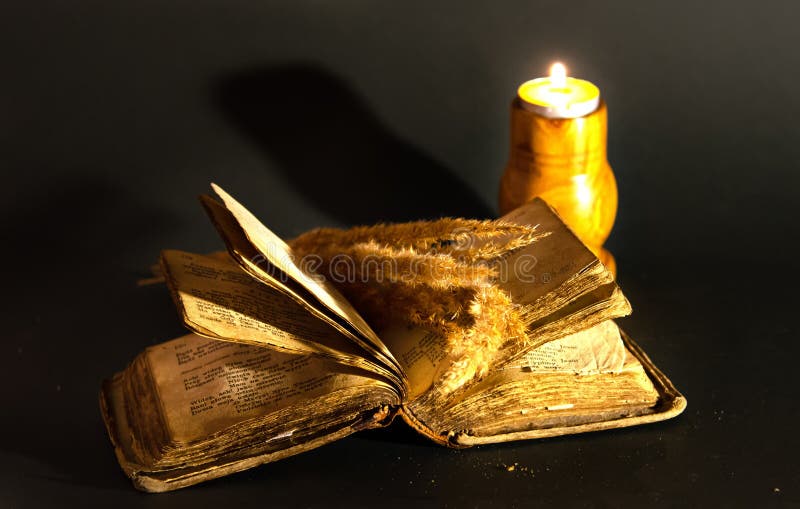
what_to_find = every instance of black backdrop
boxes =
[1,1,798,507]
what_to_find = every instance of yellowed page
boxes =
[160,249,401,386]
[443,349,661,440]
[509,320,626,374]
[145,334,396,443]
[210,184,395,358]
[379,324,452,399]
[198,195,404,381]
[492,199,629,363]
[495,199,613,310]
[382,320,625,400]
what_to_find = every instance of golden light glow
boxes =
[550,62,567,89]
[572,174,592,206]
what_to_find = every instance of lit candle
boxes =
[516,62,600,119]
[498,62,618,275]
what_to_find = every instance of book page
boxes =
[209,185,397,361]
[380,320,625,401]
[494,198,603,307]
[160,250,401,386]
[508,320,626,374]
[490,199,628,365]
[146,334,397,443]
[379,324,452,399]
[432,348,661,440]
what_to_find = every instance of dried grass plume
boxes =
[289,217,547,392]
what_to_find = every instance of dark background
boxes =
[1,1,798,507]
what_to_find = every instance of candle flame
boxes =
[550,62,567,89]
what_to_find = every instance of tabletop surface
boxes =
[1,1,798,507]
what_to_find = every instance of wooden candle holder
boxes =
[498,99,618,275]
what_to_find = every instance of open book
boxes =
[100,185,686,492]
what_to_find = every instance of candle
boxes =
[498,62,618,275]
[517,62,600,119]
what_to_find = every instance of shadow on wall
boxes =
[214,63,492,225]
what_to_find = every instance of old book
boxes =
[100,185,685,492]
